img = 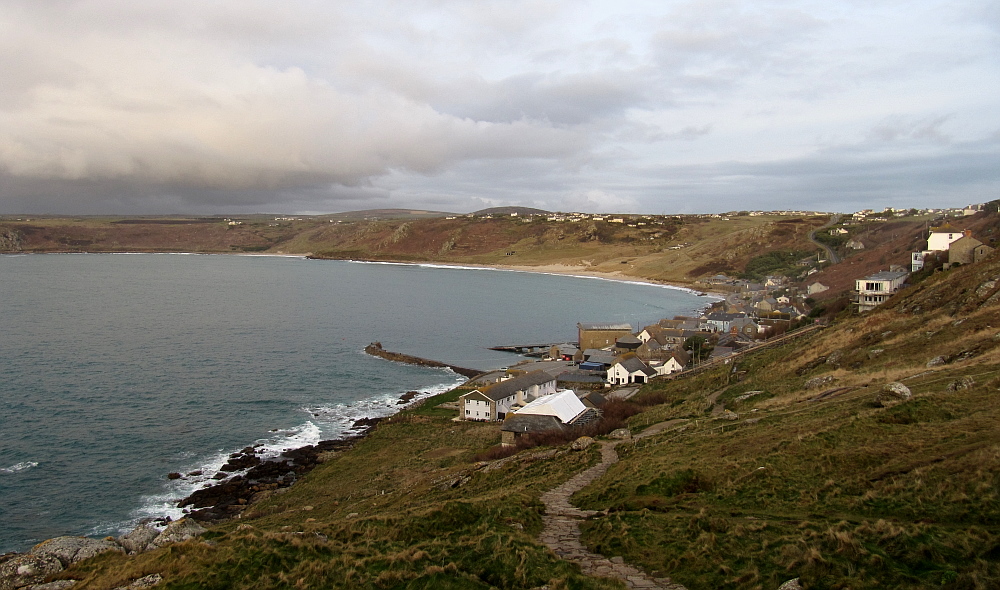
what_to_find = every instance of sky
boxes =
[0,0,998,215]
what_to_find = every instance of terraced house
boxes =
[458,370,557,421]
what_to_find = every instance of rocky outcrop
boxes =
[0,553,63,590]
[148,520,206,550]
[117,525,160,555]
[29,537,123,568]
[0,229,24,252]
[177,437,358,522]
[0,520,205,589]
[570,436,594,451]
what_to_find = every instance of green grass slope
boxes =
[47,237,1000,590]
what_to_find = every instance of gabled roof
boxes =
[613,356,657,376]
[481,370,555,401]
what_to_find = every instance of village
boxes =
[452,218,995,446]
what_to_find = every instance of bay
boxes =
[0,253,709,553]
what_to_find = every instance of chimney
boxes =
[964,229,972,237]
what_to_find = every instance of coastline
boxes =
[3,253,717,550]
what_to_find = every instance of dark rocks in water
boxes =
[167,472,182,480]
[219,452,261,472]
[351,416,384,430]
[397,390,420,404]
[187,470,203,477]
[178,436,362,523]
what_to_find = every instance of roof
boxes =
[557,370,607,384]
[706,312,747,321]
[614,356,657,376]
[862,270,908,281]
[578,322,633,331]
[616,335,642,347]
[515,390,588,423]
[500,414,565,434]
[481,370,556,401]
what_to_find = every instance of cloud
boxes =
[0,0,997,214]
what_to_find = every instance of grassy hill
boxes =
[55,248,1000,588]
[0,212,832,286]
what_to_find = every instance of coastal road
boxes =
[808,214,842,264]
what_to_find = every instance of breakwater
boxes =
[364,342,482,378]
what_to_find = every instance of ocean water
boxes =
[0,254,710,553]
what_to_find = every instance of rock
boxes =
[608,428,632,440]
[926,356,948,367]
[149,519,207,549]
[826,350,844,366]
[570,436,595,451]
[947,376,975,391]
[166,472,182,480]
[777,579,803,590]
[112,574,162,590]
[0,553,63,590]
[867,348,884,359]
[719,409,739,421]
[874,382,912,407]
[27,581,78,590]
[29,537,123,567]
[804,375,835,389]
[117,524,160,555]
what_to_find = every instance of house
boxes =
[649,349,689,375]
[755,297,778,312]
[458,370,557,421]
[578,348,618,369]
[927,226,966,251]
[607,356,657,385]
[577,322,633,350]
[807,282,829,295]
[500,390,591,446]
[854,270,909,312]
[846,239,865,250]
[547,343,579,361]
[948,235,994,266]
[705,312,748,333]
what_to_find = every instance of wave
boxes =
[305,380,460,437]
[0,461,39,474]
[104,379,459,536]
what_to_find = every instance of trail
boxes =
[538,421,688,589]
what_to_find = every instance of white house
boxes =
[459,370,557,421]
[855,270,908,312]
[607,356,657,385]
[927,229,967,252]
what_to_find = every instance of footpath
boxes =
[538,421,688,590]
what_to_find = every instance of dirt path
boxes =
[538,422,688,589]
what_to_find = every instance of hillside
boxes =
[0,212,831,286]
[47,246,1000,588]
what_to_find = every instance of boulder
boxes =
[804,375,835,389]
[867,348,884,359]
[926,356,948,367]
[719,409,739,421]
[570,436,595,451]
[777,579,803,590]
[608,428,632,440]
[117,524,161,555]
[29,537,123,568]
[947,376,975,391]
[149,519,207,549]
[874,382,912,407]
[26,581,77,590]
[0,553,63,590]
[111,574,162,590]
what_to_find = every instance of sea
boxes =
[0,253,711,553]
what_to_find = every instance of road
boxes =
[808,214,842,264]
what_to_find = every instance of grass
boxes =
[55,250,1000,589]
